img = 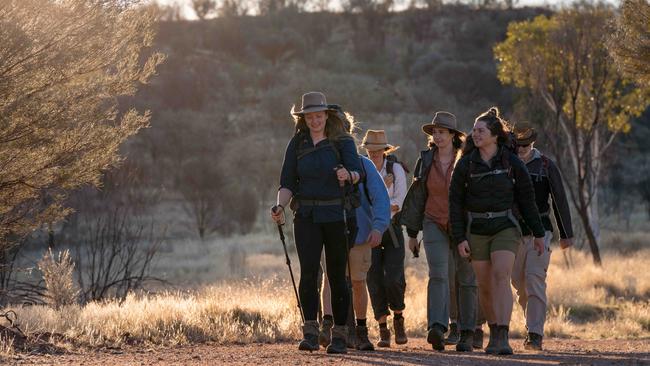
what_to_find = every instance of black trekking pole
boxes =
[273,207,304,323]
[337,165,356,328]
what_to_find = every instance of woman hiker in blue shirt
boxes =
[270,92,363,354]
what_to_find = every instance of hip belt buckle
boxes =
[485,212,494,219]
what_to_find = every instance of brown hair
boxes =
[475,106,511,146]
[427,130,465,150]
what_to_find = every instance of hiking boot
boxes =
[346,324,356,349]
[485,323,498,354]
[496,325,513,355]
[319,317,333,347]
[326,325,348,354]
[355,326,374,351]
[377,326,391,348]
[473,328,484,349]
[445,323,459,345]
[393,317,408,345]
[427,324,446,351]
[524,332,543,351]
[298,320,319,351]
[455,330,474,352]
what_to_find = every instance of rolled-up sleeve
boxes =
[391,162,408,210]
[279,137,298,194]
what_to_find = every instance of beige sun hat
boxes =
[361,130,399,153]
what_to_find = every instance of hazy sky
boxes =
[152,0,618,19]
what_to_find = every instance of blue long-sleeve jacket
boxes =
[279,133,362,223]
[354,156,391,245]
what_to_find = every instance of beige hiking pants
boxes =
[511,231,552,336]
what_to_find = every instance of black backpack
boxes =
[385,154,410,176]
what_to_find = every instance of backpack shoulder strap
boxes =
[541,154,550,174]
[386,155,395,176]
[503,149,515,182]
[295,136,342,162]
[360,158,372,205]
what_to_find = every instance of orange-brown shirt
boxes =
[425,152,456,229]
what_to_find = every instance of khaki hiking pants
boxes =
[511,231,552,336]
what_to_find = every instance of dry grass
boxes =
[1,238,649,353]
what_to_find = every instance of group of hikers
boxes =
[270,91,574,355]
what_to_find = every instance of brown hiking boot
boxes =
[455,330,474,352]
[427,324,445,351]
[393,317,408,345]
[473,328,484,349]
[524,332,543,351]
[298,320,319,351]
[496,325,513,355]
[326,325,348,354]
[318,317,333,347]
[485,323,498,354]
[355,326,374,351]
[377,326,390,348]
[445,323,459,345]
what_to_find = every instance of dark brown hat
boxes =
[422,111,465,136]
[291,91,333,115]
[514,123,538,145]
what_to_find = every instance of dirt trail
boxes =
[6,338,650,365]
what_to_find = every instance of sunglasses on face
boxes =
[517,143,531,148]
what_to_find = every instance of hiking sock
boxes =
[379,322,388,329]
[323,314,334,322]
[394,313,404,321]
[357,318,367,327]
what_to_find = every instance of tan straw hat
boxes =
[361,130,399,153]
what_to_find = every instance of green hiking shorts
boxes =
[469,227,521,261]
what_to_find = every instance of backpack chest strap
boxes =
[469,168,509,180]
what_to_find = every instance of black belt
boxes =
[467,209,521,234]
[298,198,343,206]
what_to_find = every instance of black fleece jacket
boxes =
[449,146,545,245]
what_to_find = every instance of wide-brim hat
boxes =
[422,111,466,136]
[361,129,399,153]
[291,91,333,115]
[514,123,538,145]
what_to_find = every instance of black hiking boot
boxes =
[445,323,459,345]
[393,317,408,345]
[473,328,484,349]
[355,326,374,351]
[298,321,320,351]
[496,325,513,355]
[485,323,498,354]
[456,330,474,352]
[427,324,446,351]
[377,326,390,348]
[326,326,348,354]
[524,332,543,351]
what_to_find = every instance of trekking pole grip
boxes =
[336,164,346,187]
